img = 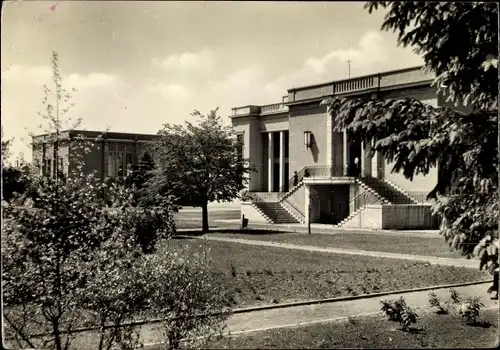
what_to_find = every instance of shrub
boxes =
[449,289,461,304]
[380,297,419,331]
[428,292,449,314]
[240,190,255,202]
[2,173,147,350]
[429,289,463,316]
[458,296,484,325]
[149,246,231,349]
[129,206,176,253]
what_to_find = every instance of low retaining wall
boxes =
[360,204,439,230]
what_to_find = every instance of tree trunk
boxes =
[202,202,209,234]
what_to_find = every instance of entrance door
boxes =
[273,163,280,192]
[319,199,331,224]
[349,139,362,176]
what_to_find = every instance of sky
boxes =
[1,1,423,161]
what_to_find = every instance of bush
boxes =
[148,245,231,349]
[128,206,176,253]
[240,190,255,202]
[380,297,419,331]
[429,289,463,315]
[428,292,449,314]
[2,172,220,350]
[458,296,484,325]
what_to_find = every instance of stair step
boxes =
[253,201,300,224]
[359,177,414,205]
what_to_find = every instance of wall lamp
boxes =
[304,130,312,149]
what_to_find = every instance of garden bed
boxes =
[205,309,499,349]
[209,232,464,259]
[162,239,488,308]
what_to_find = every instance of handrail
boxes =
[349,190,385,212]
[247,164,359,223]
[281,196,305,222]
[277,165,350,200]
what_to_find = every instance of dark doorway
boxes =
[284,163,289,192]
[349,138,362,177]
[273,163,280,192]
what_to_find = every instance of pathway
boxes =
[199,235,480,269]
[137,281,497,347]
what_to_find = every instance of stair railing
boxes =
[248,164,353,223]
[350,190,385,212]
[281,197,306,223]
[277,165,347,200]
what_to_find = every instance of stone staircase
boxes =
[358,177,416,204]
[249,173,418,226]
[336,208,365,228]
[253,202,301,224]
[335,178,419,228]
[279,180,304,202]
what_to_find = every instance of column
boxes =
[360,141,365,177]
[364,141,372,177]
[343,130,349,176]
[268,132,274,192]
[279,131,285,191]
[326,113,333,166]
[304,184,310,223]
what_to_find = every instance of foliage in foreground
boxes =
[151,246,231,349]
[380,297,419,331]
[322,2,499,271]
[3,170,229,350]
[2,50,229,350]
[428,289,462,315]
[458,297,485,325]
[428,289,486,326]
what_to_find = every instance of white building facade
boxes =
[230,66,451,229]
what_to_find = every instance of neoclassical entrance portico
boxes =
[264,130,289,192]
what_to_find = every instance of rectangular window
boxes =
[108,152,122,178]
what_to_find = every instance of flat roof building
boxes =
[230,65,450,230]
[31,129,157,181]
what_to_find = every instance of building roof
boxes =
[230,65,435,118]
[32,129,157,142]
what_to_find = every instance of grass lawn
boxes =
[205,309,499,349]
[209,232,465,259]
[175,209,240,229]
[162,239,488,308]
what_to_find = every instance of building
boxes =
[230,66,459,230]
[31,130,157,181]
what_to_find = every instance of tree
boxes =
[1,165,30,203]
[146,109,251,233]
[126,151,155,190]
[2,128,11,165]
[2,51,229,350]
[322,2,498,271]
[148,245,231,349]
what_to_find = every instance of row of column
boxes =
[267,131,286,192]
